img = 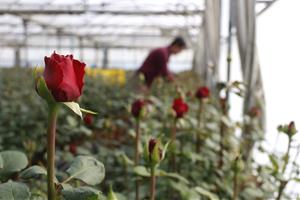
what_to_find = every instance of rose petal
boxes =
[72,59,86,94]
[43,56,63,94]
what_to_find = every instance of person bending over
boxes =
[136,36,186,87]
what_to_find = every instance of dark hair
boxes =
[170,36,186,48]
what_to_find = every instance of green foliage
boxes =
[0,181,30,200]
[0,68,299,199]
[61,186,105,200]
[66,156,105,185]
[0,151,28,180]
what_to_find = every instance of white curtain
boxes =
[232,0,266,128]
[193,0,221,90]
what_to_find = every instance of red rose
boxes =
[69,143,77,155]
[131,99,146,118]
[43,52,85,102]
[172,98,189,118]
[195,86,210,99]
[84,114,94,125]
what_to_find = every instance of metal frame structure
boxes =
[0,0,276,67]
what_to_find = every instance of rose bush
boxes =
[0,67,299,200]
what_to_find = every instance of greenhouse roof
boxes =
[0,0,277,49]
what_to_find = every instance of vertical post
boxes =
[102,47,109,69]
[23,19,28,68]
[225,6,233,102]
[56,28,62,52]
[79,37,84,61]
[14,47,21,68]
[94,44,100,68]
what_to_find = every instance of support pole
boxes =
[14,47,21,68]
[79,37,84,61]
[23,19,28,68]
[56,28,62,52]
[102,48,109,69]
[225,6,233,102]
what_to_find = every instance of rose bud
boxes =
[69,143,77,155]
[83,114,94,125]
[288,121,297,137]
[43,51,85,102]
[249,107,261,118]
[131,99,146,119]
[195,86,210,99]
[172,98,189,118]
[144,138,163,167]
[277,121,297,138]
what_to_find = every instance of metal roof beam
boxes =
[0,4,204,15]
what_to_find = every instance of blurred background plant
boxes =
[0,68,299,199]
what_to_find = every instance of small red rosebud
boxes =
[195,86,210,99]
[288,121,297,136]
[69,143,77,155]
[148,138,162,161]
[249,107,261,118]
[131,99,146,118]
[172,98,189,118]
[83,114,94,125]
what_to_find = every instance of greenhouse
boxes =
[0,0,299,199]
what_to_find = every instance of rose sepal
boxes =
[63,102,97,119]
[35,76,56,106]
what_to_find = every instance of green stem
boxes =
[282,137,292,174]
[171,118,177,142]
[196,100,203,153]
[232,168,238,200]
[47,104,59,200]
[150,167,156,200]
[276,181,288,200]
[135,119,140,200]
[171,118,177,172]
[276,137,292,200]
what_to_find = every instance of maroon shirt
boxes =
[137,46,172,86]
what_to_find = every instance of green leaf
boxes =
[171,181,200,200]
[133,166,150,177]
[62,186,105,200]
[0,181,30,200]
[293,177,300,182]
[268,154,279,173]
[66,156,105,185]
[63,102,83,119]
[80,108,97,115]
[162,141,170,160]
[194,186,219,200]
[0,151,28,178]
[19,166,46,179]
[163,172,189,184]
[119,153,134,166]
